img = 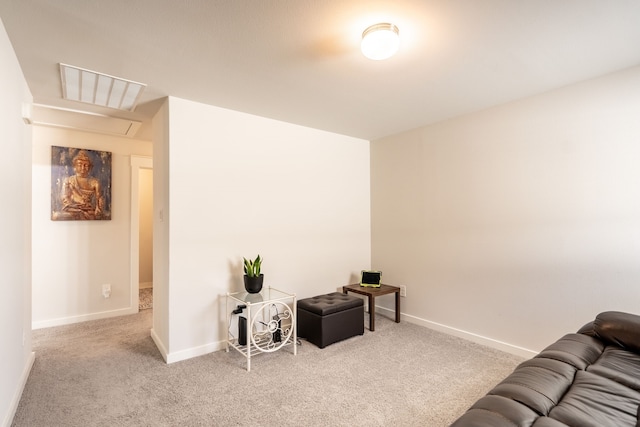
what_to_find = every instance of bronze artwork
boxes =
[51,147,111,221]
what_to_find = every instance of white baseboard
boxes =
[165,340,225,364]
[32,306,138,330]
[376,305,537,359]
[139,282,153,289]
[3,351,35,427]
[149,329,224,364]
[150,328,168,363]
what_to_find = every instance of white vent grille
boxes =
[60,63,146,112]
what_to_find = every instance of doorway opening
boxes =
[130,156,153,311]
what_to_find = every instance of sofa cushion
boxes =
[548,370,640,427]
[450,395,539,427]
[488,358,577,416]
[594,311,640,354]
[588,346,640,392]
[534,333,604,370]
[531,417,570,427]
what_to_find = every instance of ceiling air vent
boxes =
[59,63,146,112]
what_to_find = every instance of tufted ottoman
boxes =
[297,292,364,348]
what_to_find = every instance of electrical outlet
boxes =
[400,285,407,297]
[102,283,111,298]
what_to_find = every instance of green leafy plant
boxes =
[243,254,262,277]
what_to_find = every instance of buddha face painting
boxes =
[72,151,93,178]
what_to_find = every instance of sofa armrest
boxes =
[593,311,640,354]
[577,321,595,336]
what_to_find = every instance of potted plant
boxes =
[243,254,264,293]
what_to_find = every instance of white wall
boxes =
[371,66,640,356]
[0,17,33,427]
[155,97,371,362]
[151,100,170,357]
[31,127,152,328]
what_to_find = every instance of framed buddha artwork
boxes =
[51,146,112,221]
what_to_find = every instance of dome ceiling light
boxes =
[361,23,400,60]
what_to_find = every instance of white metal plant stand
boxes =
[226,287,296,371]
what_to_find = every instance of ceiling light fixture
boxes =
[361,23,400,60]
[59,63,146,112]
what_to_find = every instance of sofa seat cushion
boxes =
[588,346,640,392]
[548,370,640,427]
[450,395,539,427]
[488,358,577,416]
[531,417,570,427]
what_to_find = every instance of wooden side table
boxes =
[342,283,401,331]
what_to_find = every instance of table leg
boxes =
[246,305,251,372]
[395,290,401,323]
[293,298,297,356]
[369,295,375,331]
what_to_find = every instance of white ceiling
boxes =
[2,0,640,141]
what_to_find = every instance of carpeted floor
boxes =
[138,288,153,310]
[12,311,524,427]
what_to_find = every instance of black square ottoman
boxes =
[297,292,364,348]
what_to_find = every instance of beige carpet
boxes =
[12,310,524,426]
[138,288,153,310]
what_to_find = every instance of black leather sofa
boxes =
[451,311,640,427]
